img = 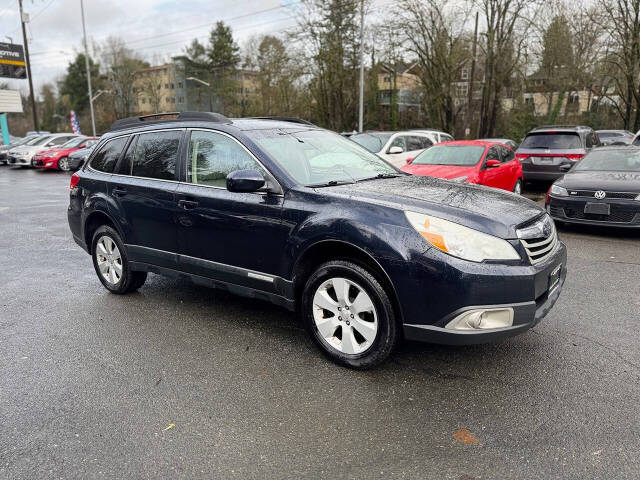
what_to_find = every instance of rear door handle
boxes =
[112,188,127,197]
[178,199,199,210]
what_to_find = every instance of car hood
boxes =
[10,145,44,154]
[557,171,640,192]
[321,175,544,238]
[401,163,477,180]
[37,147,64,157]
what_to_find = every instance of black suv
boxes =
[516,125,600,181]
[68,112,567,368]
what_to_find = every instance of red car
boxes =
[32,136,100,171]
[400,140,523,193]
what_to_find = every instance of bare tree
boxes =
[395,0,470,133]
[476,0,542,137]
[97,37,146,118]
[596,0,640,130]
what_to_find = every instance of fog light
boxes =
[46,162,53,166]
[445,308,514,330]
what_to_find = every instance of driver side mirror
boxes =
[226,169,266,193]
[485,159,500,168]
[388,146,404,154]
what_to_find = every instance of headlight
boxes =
[450,175,468,182]
[550,185,568,196]
[404,211,520,262]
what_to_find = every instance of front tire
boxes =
[301,260,399,369]
[513,179,522,194]
[58,156,70,171]
[91,225,147,294]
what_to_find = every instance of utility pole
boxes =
[18,0,38,132]
[466,11,478,139]
[80,0,96,136]
[358,0,364,132]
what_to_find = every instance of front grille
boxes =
[569,190,637,199]
[517,215,557,265]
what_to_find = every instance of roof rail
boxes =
[247,116,315,126]
[532,125,587,130]
[110,111,232,131]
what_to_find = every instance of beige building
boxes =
[134,63,186,114]
[377,63,422,110]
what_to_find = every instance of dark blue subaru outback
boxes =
[68,112,567,368]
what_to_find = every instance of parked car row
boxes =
[1,133,98,171]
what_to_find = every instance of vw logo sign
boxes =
[594,190,606,199]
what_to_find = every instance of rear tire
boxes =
[91,225,147,294]
[301,260,399,369]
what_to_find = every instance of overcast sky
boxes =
[0,0,305,94]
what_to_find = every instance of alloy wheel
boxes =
[95,236,123,285]
[312,277,378,355]
[59,157,70,171]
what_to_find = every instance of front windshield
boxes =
[61,137,86,148]
[250,129,399,186]
[411,145,485,166]
[350,133,392,153]
[574,149,640,172]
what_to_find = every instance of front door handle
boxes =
[112,188,127,197]
[178,199,199,210]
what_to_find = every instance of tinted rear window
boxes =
[131,130,181,180]
[520,132,582,149]
[89,137,127,173]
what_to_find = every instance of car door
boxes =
[174,129,288,292]
[107,129,183,269]
[499,145,519,190]
[478,146,508,190]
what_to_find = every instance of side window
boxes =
[89,137,127,173]
[187,130,262,188]
[131,130,181,180]
[115,136,135,175]
[49,136,69,146]
[633,136,640,146]
[441,134,454,142]
[388,136,406,152]
[406,136,431,151]
[501,146,515,162]
[486,147,500,161]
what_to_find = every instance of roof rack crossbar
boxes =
[110,111,232,131]
[532,125,588,130]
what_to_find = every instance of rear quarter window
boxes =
[89,137,128,173]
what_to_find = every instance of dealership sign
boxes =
[0,43,27,80]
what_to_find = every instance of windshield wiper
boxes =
[356,173,402,182]
[307,180,355,188]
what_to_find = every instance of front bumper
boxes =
[402,241,567,345]
[7,155,32,166]
[32,157,59,169]
[547,195,640,228]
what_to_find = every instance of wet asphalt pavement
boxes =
[1,167,639,480]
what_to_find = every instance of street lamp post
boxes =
[80,0,96,136]
[186,77,212,112]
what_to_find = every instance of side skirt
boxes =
[129,261,296,311]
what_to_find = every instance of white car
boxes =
[7,133,79,167]
[351,130,453,167]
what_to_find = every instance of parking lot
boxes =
[1,167,639,479]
